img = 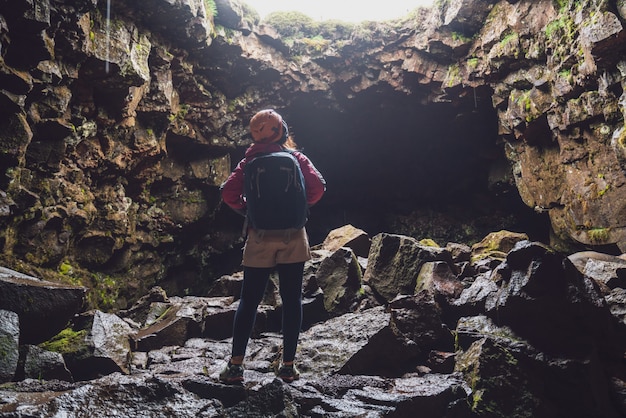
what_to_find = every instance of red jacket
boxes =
[221,142,326,212]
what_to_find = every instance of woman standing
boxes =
[220,109,326,383]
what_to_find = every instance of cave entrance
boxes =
[283,85,549,246]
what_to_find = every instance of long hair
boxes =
[281,135,298,150]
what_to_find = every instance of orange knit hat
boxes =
[249,109,285,143]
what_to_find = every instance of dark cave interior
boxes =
[277,86,550,246]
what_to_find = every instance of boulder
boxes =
[470,230,529,263]
[0,267,87,344]
[486,241,621,360]
[298,306,420,377]
[455,315,624,418]
[41,310,133,381]
[314,247,363,316]
[132,296,223,351]
[318,224,372,258]
[20,345,73,381]
[388,292,453,355]
[0,310,20,383]
[363,233,451,302]
[415,261,465,302]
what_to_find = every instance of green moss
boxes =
[203,0,217,18]
[598,184,610,197]
[500,32,518,47]
[419,238,440,247]
[555,0,569,11]
[466,57,479,70]
[58,260,73,275]
[87,273,120,310]
[588,228,610,243]
[452,32,472,42]
[445,64,462,87]
[39,328,88,354]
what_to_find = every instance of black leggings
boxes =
[232,262,304,363]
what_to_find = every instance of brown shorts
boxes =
[242,228,312,268]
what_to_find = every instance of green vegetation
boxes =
[301,35,331,52]
[169,103,190,123]
[598,184,610,197]
[203,0,217,18]
[87,273,120,310]
[500,32,519,47]
[262,11,362,52]
[587,227,610,243]
[452,32,472,43]
[264,11,318,38]
[466,57,480,70]
[262,11,360,55]
[240,1,260,26]
[555,0,570,10]
[419,238,440,247]
[444,64,462,88]
[39,328,88,354]
[617,128,626,148]
[58,260,73,275]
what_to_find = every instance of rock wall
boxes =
[0,0,625,307]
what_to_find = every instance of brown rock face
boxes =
[0,0,624,306]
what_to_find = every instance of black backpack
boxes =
[243,151,308,230]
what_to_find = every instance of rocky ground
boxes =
[2,226,626,417]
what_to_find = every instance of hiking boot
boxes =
[276,364,300,383]
[219,361,244,384]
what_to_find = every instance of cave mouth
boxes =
[279,86,550,246]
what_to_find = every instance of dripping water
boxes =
[105,0,111,73]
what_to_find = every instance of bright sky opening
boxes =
[243,0,436,23]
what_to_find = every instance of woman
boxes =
[220,109,326,383]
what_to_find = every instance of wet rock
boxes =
[605,287,626,336]
[470,230,529,263]
[455,335,549,417]
[416,261,465,303]
[0,310,20,383]
[314,247,364,316]
[364,233,451,302]
[567,251,626,293]
[486,241,620,359]
[437,0,498,36]
[583,258,626,292]
[389,292,454,355]
[0,373,220,417]
[42,310,133,381]
[133,297,207,351]
[19,345,72,382]
[455,314,624,418]
[318,224,372,258]
[214,0,256,33]
[445,242,471,264]
[2,236,626,416]
[298,306,419,377]
[0,267,86,344]
[450,273,498,318]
